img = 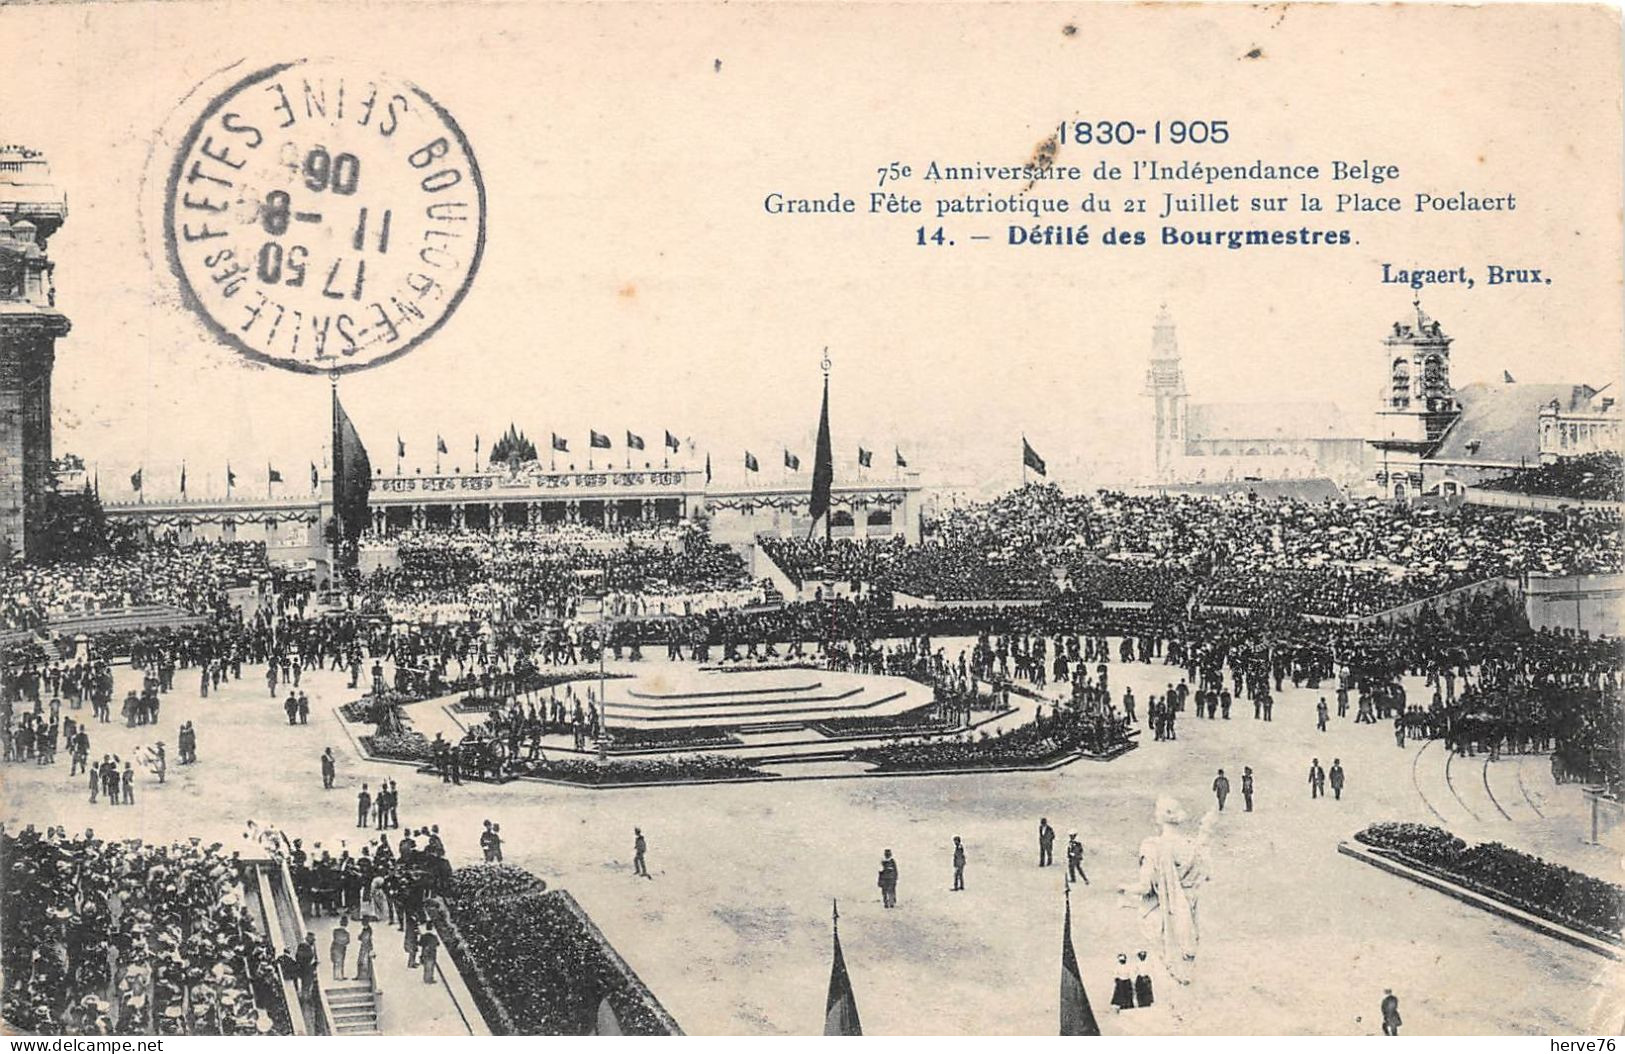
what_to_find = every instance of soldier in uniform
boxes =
[1066,833,1088,885]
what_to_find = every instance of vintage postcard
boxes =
[1,0,1621,1041]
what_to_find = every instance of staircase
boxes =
[325,983,381,1035]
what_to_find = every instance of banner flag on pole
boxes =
[895,448,908,469]
[744,451,759,473]
[626,431,646,451]
[784,450,800,471]
[809,367,834,540]
[1023,437,1047,477]
[130,468,143,492]
[824,900,862,1036]
[333,387,373,547]
[664,430,681,452]
[1059,889,1101,1036]
[552,433,569,453]
[590,430,612,450]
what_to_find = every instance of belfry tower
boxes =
[0,146,71,561]
[1142,306,1188,481]
[1369,298,1457,500]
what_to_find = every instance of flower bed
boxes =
[514,754,767,785]
[362,731,766,784]
[853,710,1130,772]
[810,703,953,737]
[604,725,742,750]
[360,731,435,764]
[1354,822,1625,942]
[433,865,679,1035]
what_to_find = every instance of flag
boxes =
[1023,437,1047,477]
[857,447,872,469]
[824,901,861,1036]
[310,462,319,491]
[785,450,801,471]
[590,430,612,450]
[436,435,448,455]
[1503,369,1516,384]
[267,464,283,484]
[129,468,143,492]
[705,453,712,483]
[396,435,405,458]
[592,997,623,1036]
[664,430,680,452]
[744,451,760,473]
[178,464,186,495]
[552,433,569,453]
[895,448,908,469]
[474,434,481,455]
[810,372,834,539]
[1059,892,1100,1036]
[227,464,237,489]
[333,389,373,547]
[626,431,645,451]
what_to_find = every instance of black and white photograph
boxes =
[0,0,1621,1040]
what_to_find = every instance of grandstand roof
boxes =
[1187,400,1365,441]
[1142,477,1347,502]
[1429,381,1580,466]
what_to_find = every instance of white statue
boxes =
[1132,796,1216,985]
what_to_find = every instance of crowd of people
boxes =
[761,485,1623,619]
[355,524,756,623]
[0,826,285,1035]
[1478,452,1624,503]
[1,541,271,631]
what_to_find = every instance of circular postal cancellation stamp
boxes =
[164,59,486,375]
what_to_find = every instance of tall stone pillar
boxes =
[0,147,71,561]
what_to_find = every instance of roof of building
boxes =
[1187,400,1365,441]
[1428,381,1582,466]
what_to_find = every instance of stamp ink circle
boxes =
[164,60,486,375]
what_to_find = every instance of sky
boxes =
[3,1,1620,500]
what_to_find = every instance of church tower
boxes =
[0,146,71,560]
[1142,306,1188,481]
[1369,298,1456,499]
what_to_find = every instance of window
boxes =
[1390,359,1411,409]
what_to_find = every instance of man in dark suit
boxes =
[1242,766,1255,812]
[1380,989,1402,1035]
[357,784,372,827]
[951,836,966,891]
[1212,769,1230,811]
[1330,759,1346,800]
[1308,758,1326,798]
[1038,818,1055,867]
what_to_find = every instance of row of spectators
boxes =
[1478,452,1624,503]
[0,826,285,1035]
[761,485,1622,618]
[357,525,753,621]
[1,542,270,631]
